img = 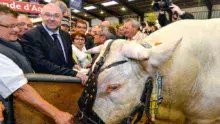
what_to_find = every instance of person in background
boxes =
[88,25,117,75]
[90,26,99,36]
[75,20,94,50]
[61,17,70,32]
[158,3,194,27]
[71,32,92,69]
[17,14,33,39]
[52,0,68,16]
[101,20,111,26]
[123,18,147,41]
[116,24,126,39]
[151,25,158,32]
[17,14,34,52]
[140,21,158,35]
[74,20,87,34]
[53,1,70,33]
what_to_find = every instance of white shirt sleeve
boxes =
[0,53,27,99]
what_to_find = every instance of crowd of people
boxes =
[0,1,194,124]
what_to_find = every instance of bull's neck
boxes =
[157,59,172,78]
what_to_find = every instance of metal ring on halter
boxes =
[79,111,84,120]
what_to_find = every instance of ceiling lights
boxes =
[101,1,118,6]
[84,6,97,10]
[44,0,51,3]
[72,9,80,13]
[121,7,126,11]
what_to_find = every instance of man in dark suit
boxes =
[22,3,87,84]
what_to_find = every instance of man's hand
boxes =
[76,72,88,85]
[84,64,92,69]
[170,4,184,16]
[73,64,82,70]
[53,111,73,124]
[0,101,5,122]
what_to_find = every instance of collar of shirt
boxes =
[42,23,60,37]
[131,31,142,41]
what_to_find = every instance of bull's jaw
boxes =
[93,95,139,123]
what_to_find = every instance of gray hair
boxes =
[52,1,68,15]
[100,25,116,40]
[124,18,140,28]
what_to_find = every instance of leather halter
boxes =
[75,40,153,124]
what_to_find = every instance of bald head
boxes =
[41,3,63,33]
[101,21,111,26]
[17,14,33,37]
[41,3,62,16]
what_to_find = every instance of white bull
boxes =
[87,19,220,124]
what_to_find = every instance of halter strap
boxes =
[121,77,153,124]
[99,60,128,74]
[76,40,128,124]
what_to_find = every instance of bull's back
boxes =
[146,19,220,123]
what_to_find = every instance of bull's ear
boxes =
[86,45,103,54]
[147,38,182,71]
[122,42,150,60]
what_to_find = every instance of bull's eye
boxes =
[106,84,121,93]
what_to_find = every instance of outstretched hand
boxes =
[54,111,73,124]
[76,72,88,85]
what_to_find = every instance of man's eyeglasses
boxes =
[94,33,103,37]
[61,24,69,28]
[74,38,85,41]
[43,13,60,19]
[18,22,33,28]
[0,23,18,29]
[76,26,87,29]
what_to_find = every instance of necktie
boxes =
[52,34,65,61]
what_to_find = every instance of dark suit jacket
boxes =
[22,25,77,76]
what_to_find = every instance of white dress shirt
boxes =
[0,53,27,99]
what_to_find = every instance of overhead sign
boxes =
[0,0,44,14]
[69,0,82,10]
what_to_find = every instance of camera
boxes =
[152,0,172,11]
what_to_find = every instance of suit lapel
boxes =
[59,30,69,61]
[39,25,65,61]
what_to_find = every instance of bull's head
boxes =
[87,38,181,123]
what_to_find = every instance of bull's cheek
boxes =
[94,96,118,122]
[107,102,138,123]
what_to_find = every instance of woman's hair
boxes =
[70,31,86,42]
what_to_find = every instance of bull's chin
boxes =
[93,97,139,124]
